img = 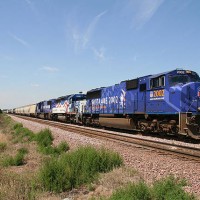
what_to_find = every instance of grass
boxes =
[38,146,123,193]
[107,176,196,200]
[0,113,196,199]
[12,125,69,156]
[12,123,35,143]
[1,147,28,167]
[0,172,37,200]
[0,142,7,152]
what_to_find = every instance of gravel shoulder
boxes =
[10,115,200,198]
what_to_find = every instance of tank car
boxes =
[84,69,200,139]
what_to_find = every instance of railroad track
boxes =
[12,115,200,162]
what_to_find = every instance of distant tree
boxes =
[0,109,2,114]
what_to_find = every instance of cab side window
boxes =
[150,76,165,88]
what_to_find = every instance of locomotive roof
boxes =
[148,69,188,79]
[87,69,198,92]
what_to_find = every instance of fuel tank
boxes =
[99,117,136,130]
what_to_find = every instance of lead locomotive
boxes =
[84,69,200,139]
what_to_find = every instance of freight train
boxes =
[13,69,200,140]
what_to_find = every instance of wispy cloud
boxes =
[25,0,32,5]
[69,10,107,52]
[40,66,59,72]
[24,0,38,15]
[92,47,106,61]
[31,83,39,87]
[82,11,107,48]
[122,0,164,29]
[9,32,29,47]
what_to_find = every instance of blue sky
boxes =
[1,0,200,109]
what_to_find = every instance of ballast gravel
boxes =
[10,116,200,197]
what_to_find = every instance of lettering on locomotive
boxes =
[150,89,164,100]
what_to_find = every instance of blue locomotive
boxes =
[36,99,55,119]
[84,69,200,139]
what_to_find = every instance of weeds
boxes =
[35,129,53,147]
[1,147,28,167]
[152,175,195,200]
[12,123,35,143]
[35,129,69,155]
[0,172,37,200]
[108,175,196,200]
[38,146,123,193]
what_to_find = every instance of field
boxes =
[0,114,196,200]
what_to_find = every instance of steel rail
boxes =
[13,115,200,162]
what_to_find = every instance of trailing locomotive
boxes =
[14,69,200,139]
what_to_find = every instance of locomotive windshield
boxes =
[169,73,200,86]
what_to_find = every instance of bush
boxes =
[152,175,196,200]
[38,146,123,193]
[108,176,196,200]
[35,129,53,147]
[109,182,151,200]
[56,141,69,153]
[38,158,71,192]
[35,129,69,156]
[0,142,7,151]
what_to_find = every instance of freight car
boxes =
[15,104,36,117]
[83,69,200,139]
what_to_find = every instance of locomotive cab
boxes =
[167,70,200,139]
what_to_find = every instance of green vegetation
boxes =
[0,109,2,114]
[0,114,196,199]
[152,175,194,200]
[1,147,28,167]
[13,123,35,143]
[35,129,69,155]
[108,176,196,200]
[12,125,69,156]
[0,143,7,152]
[35,129,53,147]
[39,146,123,193]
